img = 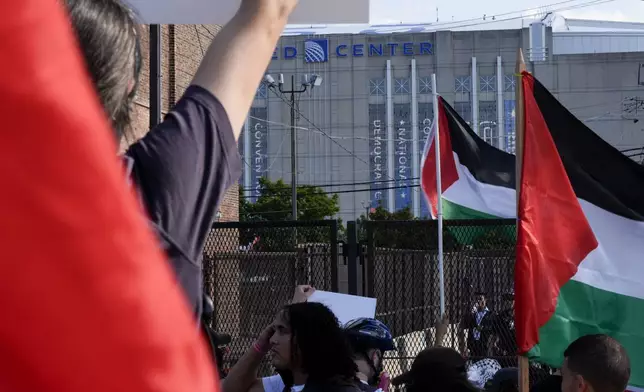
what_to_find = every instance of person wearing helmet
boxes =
[344,318,396,392]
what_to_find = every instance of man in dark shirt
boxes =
[63,0,297,320]
[462,292,493,359]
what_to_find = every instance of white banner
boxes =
[125,0,370,25]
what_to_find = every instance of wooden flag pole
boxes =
[515,48,529,392]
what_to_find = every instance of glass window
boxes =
[480,75,496,93]
[394,78,410,95]
[255,83,268,99]
[504,75,516,92]
[454,76,471,93]
[418,77,432,94]
[479,101,498,147]
[369,78,386,95]
[453,101,472,125]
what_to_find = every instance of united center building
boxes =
[240,18,644,222]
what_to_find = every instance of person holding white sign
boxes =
[222,286,362,392]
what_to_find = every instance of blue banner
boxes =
[369,104,388,209]
[504,100,516,154]
[248,107,268,202]
[394,103,412,211]
[418,103,433,218]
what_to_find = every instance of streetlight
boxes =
[263,73,323,221]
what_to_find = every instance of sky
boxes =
[368,0,644,25]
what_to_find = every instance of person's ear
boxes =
[575,374,589,392]
[127,78,136,96]
[371,349,382,367]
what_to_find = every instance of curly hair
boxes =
[278,302,357,389]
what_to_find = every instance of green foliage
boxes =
[239,177,341,251]
[240,177,340,222]
[471,226,516,250]
[355,205,459,250]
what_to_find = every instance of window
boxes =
[418,77,432,94]
[369,78,386,95]
[394,78,410,94]
[480,76,496,93]
[453,101,472,124]
[455,76,471,93]
[255,83,268,99]
[504,75,516,92]
[479,101,498,147]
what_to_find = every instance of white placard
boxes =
[125,0,370,25]
[308,290,377,326]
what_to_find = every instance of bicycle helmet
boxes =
[345,318,395,387]
[344,318,395,352]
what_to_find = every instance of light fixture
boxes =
[215,210,223,221]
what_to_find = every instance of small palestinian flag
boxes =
[420,97,517,220]
[516,72,644,390]
[420,97,516,244]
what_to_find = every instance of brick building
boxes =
[130,24,238,222]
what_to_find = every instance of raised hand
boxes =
[291,285,316,304]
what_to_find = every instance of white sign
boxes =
[308,290,377,326]
[125,0,370,25]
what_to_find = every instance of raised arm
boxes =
[191,0,297,138]
[221,325,274,392]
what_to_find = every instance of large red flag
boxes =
[0,1,216,391]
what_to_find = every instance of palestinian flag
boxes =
[516,72,644,390]
[420,97,516,244]
[421,97,517,220]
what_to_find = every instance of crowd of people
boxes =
[6,0,634,390]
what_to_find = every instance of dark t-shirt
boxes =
[124,85,241,317]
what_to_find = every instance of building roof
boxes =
[282,13,644,36]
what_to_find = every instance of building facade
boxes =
[241,19,644,222]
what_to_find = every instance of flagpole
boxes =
[432,73,445,318]
[515,48,529,392]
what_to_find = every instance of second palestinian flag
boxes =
[516,72,644,390]
[420,97,516,221]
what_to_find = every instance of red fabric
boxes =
[0,1,216,391]
[515,72,598,354]
[421,97,459,217]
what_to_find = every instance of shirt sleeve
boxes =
[125,85,242,263]
[262,375,286,392]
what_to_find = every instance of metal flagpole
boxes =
[515,48,529,392]
[432,73,445,318]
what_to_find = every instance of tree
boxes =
[240,177,340,222]
[239,178,341,250]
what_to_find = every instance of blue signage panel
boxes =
[418,102,433,218]
[273,40,432,61]
[249,107,268,202]
[394,103,412,211]
[369,104,388,209]
[304,39,329,63]
[504,100,516,153]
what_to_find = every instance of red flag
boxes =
[0,1,216,391]
[515,72,597,354]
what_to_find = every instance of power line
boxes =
[266,85,398,183]
[241,183,419,199]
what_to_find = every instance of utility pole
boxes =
[279,75,308,220]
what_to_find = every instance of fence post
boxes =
[347,221,358,295]
[329,220,339,292]
[366,221,375,298]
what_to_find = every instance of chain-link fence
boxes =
[203,218,552,387]
[202,220,338,376]
[363,219,551,388]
